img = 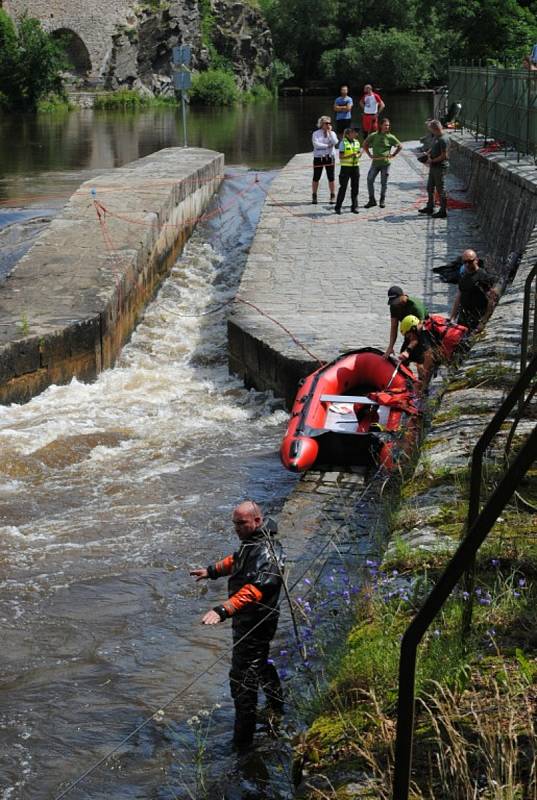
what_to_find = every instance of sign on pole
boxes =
[171,46,192,148]
[172,45,191,66]
[173,71,192,91]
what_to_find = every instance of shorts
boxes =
[313,156,335,182]
[362,114,378,134]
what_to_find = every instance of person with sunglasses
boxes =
[450,249,497,329]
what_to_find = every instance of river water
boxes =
[0,94,432,798]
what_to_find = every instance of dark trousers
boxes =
[230,627,282,745]
[426,165,448,211]
[335,166,359,211]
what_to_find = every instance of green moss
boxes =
[446,363,517,392]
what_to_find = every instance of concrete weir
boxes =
[0,148,224,405]
[228,146,487,407]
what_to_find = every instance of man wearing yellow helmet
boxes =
[399,315,437,386]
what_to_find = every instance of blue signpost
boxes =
[172,45,192,147]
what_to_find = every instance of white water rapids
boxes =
[0,170,297,799]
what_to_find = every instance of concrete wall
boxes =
[0,148,224,405]
[450,135,537,266]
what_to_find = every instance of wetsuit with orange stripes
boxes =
[206,520,284,747]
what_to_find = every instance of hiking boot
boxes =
[364,199,377,208]
[311,193,317,204]
[329,193,336,204]
[432,209,447,219]
[418,205,434,215]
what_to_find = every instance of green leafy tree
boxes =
[321,28,432,91]
[0,11,66,111]
[260,0,339,81]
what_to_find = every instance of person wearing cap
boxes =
[384,286,428,359]
[334,126,361,215]
[418,119,450,219]
[399,315,437,386]
[450,248,497,330]
[363,118,402,209]
[190,501,285,749]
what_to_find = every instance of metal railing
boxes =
[521,264,537,375]
[392,351,537,798]
[449,64,537,158]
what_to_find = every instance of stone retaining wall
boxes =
[385,226,537,558]
[0,147,223,405]
[449,134,537,265]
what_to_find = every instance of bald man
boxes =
[191,501,285,749]
[450,248,496,329]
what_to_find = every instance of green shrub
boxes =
[93,89,152,110]
[37,93,73,113]
[241,83,273,103]
[0,10,66,111]
[190,69,238,105]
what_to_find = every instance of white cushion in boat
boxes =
[320,394,378,405]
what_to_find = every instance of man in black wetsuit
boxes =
[190,501,284,749]
[450,248,497,330]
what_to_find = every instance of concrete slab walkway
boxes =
[228,143,488,405]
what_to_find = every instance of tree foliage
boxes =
[260,0,537,85]
[0,11,66,112]
[190,68,239,105]
[321,29,432,91]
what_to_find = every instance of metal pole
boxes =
[181,89,188,148]
[527,72,531,156]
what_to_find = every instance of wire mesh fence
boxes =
[449,64,537,157]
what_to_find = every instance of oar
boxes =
[385,359,401,390]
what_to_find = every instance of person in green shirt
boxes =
[363,118,402,208]
[384,285,428,359]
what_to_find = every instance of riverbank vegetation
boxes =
[294,449,537,798]
[260,0,537,88]
[0,11,67,112]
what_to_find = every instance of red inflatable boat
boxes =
[280,348,420,473]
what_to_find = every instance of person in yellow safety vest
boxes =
[334,127,361,215]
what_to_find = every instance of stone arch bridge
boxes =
[2,0,134,81]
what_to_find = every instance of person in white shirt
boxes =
[359,84,385,138]
[311,115,338,204]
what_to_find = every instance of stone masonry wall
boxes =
[0,148,224,405]
[3,0,133,79]
[450,134,537,266]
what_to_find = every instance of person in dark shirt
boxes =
[398,315,437,386]
[190,501,284,749]
[418,119,450,219]
[450,249,496,329]
[384,285,428,358]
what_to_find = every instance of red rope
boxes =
[235,296,324,366]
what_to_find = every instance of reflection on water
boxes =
[0,94,433,192]
[0,171,297,799]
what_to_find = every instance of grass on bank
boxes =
[297,564,537,800]
[296,433,537,799]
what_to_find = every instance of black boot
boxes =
[232,714,256,751]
